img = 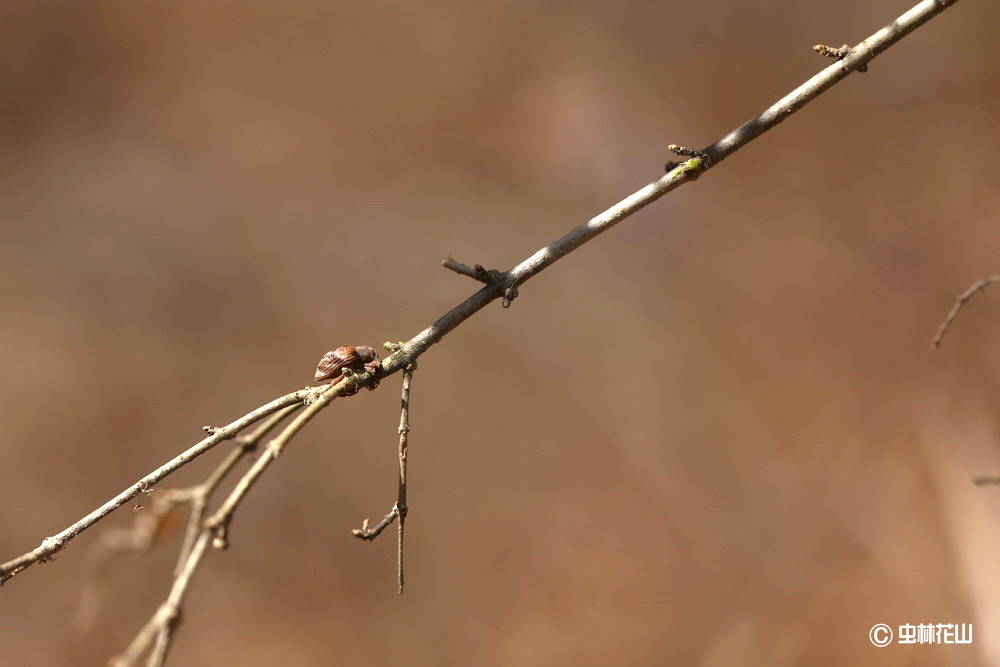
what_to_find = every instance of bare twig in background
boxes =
[74,492,181,630]
[353,348,415,594]
[931,274,1000,348]
[939,275,1000,490]
[0,0,965,662]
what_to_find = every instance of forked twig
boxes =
[112,380,362,666]
[0,390,313,585]
[353,351,415,594]
[84,408,299,660]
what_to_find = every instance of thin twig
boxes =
[352,510,400,541]
[204,375,366,548]
[0,390,315,585]
[932,274,1000,348]
[353,360,415,594]
[441,257,491,283]
[174,405,300,571]
[396,365,412,594]
[74,406,301,645]
[113,395,348,665]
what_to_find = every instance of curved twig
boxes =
[932,274,1000,348]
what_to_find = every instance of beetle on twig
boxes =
[314,345,383,394]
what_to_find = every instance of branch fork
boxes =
[352,356,415,594]
[443,257,521,308]
[665,144,715,175]
[813,43,869,72]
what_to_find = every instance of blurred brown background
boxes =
[1,1,997,665]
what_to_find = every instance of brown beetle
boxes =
[315,345,382,391]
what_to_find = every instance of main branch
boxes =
[379,0,961,376]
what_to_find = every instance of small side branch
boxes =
[442,257,491,283]
[354,352,415,594]
[931,274,1000,348]
[973,475,1000,486]
[175,406,300,569]
[666,144,714,171]
[442,257,520,308]
[813,43,869,72]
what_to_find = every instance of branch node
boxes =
[502,285,519,308]
[477,266,501,285]
[334,367,380,396]
[38,536,65,563]
[301,388,323,406]
[441,256,520,308]
[352,513,396,540]
[211,531,228,550]
[665,144,714,174]
[813,43,868,72]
